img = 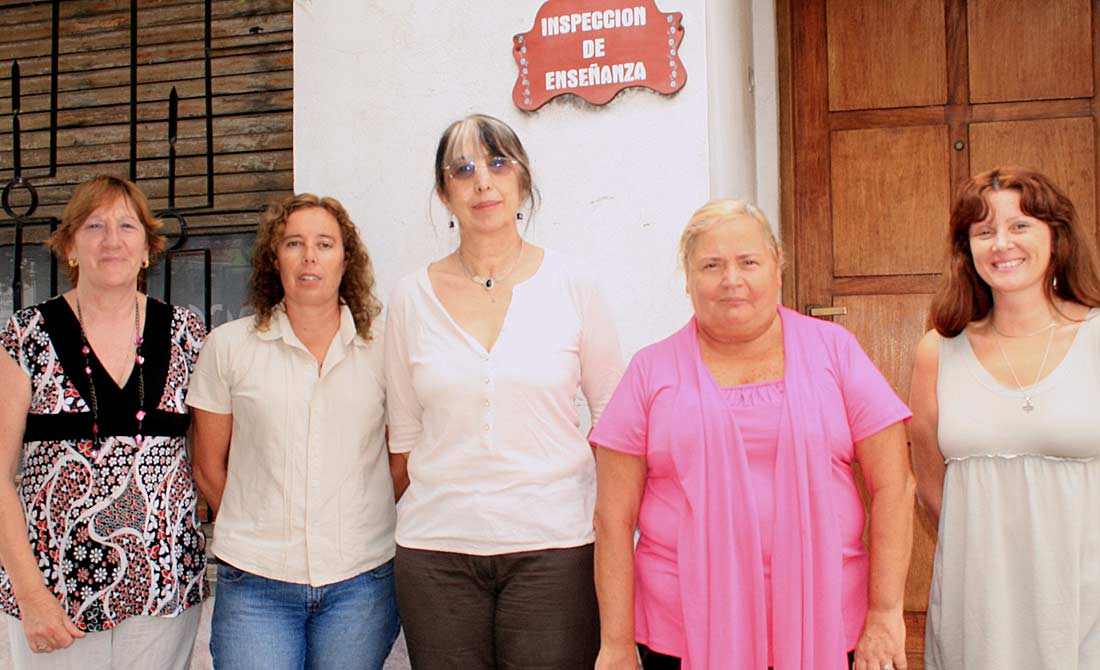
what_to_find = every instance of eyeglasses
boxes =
[445,156,518,181]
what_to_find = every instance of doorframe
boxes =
[776,0,797,309]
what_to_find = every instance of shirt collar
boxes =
[254,302,364,348]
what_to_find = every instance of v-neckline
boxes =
[61,295,149,392]
[961,308,1098,393]
[421,250,549,355]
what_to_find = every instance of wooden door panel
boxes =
[834,293,937,615]
[826,0,947,111]
[968,0,1093,103]
[784,2,1100,668]
[831,126,951,276]
[969,117,1097,232]
[833,294,930,401]
[905,612,927,668]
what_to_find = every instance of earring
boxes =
[449,215,456,229]
[67,258,77,268]
[142,259,150,269]
[516,212,524,221]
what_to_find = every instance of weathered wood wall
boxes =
[0,0,292,237]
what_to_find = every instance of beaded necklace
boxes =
[75,296,145,452]
[457,240,524,303]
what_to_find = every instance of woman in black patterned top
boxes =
[0,176,207,670]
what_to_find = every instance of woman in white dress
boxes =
[910,166,1100,670]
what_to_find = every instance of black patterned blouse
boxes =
[0,296,208,631]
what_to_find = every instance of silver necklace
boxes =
[990,319,1057,337]
[990,320,1056,413]
[457,240,524,303]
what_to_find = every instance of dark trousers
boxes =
[638,644,857,669]
[395,544,599,670]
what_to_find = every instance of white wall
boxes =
[294,0,778,356]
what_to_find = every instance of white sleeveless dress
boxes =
[927,312,1100,669]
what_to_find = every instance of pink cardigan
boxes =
[591,307,911,669]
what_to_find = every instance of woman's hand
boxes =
[854,421,914,670]
[0,354,82,655]
[18,586,84,653]
[853,607,907,670]
[595,642,640,670]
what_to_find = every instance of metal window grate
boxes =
[1,0,289,326]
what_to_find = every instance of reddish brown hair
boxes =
[930,166,1100,336]
[46,175,166,285]
[248,193,381,340]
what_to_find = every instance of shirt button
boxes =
[483,399,491,407]
[483,424,490,432]
[483,378,490,384]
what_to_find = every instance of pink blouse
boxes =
[591,309,910,668]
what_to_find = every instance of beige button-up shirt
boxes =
[186,305,394,586]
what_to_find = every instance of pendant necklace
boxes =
[75,296,146,454]
[990,319,1056,413]
[457,239,525,303]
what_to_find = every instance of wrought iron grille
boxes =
[1,0,287,327]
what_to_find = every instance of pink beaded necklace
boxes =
[75,296,146,451]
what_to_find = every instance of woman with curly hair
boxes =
[187,193,398,670]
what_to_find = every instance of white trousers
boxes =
[7,605,201,670]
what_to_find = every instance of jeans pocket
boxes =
[216,561,250,585]
[369,558,395,580]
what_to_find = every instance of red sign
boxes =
[512,0,686,111]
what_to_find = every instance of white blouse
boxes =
[385,250,624,555]
[186,305,395,586]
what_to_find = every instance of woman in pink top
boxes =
[590,200,915,670]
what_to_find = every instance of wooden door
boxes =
[778,1,1100,668]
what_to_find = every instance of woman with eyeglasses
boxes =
[384,113,624,669]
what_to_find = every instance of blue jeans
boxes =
[210,560,399,670]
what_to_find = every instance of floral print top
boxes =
[0,296,207,631]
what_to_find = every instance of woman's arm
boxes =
[909,330,945,527]
[853,421,915,670]
[389,452,410,502]
[191,408,232,519]
[593,446,646,670]
[0,352,84,651]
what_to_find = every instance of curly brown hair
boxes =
[46,175,167,286]
[248,193,381,340]
[930,166,1100,337]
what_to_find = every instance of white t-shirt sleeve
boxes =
[384,280,424,454]
[575,270,625,425]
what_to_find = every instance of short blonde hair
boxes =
[678,198,779,269]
